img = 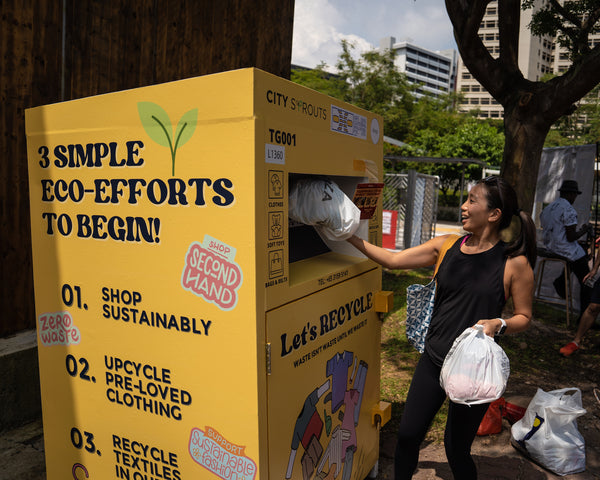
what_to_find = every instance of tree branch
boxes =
[445,0,503,95]
[545,45,600,120]
[447,0,600,128]
[497,0,521,74]
[549,0,581,28]
[583,6,600,30]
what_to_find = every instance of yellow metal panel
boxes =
[371,401,392,427]
[26,69,261,480]
[374,291,394,313]
[251,69,384,311]
[267,269,382,480]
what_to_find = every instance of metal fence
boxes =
[383,171,440,249]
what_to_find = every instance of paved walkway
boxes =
[434,221,465,237]
[377,423,599,479]
[0,420,45,480]
[2,417,598,479]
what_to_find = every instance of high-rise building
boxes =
[456,0,600,119]
[377,37,458,99]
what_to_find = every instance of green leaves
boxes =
[524,0,600,59]
[138,102,172,148]
[175,109,198,151]
[138,102,198,176]
[290,39,505,191]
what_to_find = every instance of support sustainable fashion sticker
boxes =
[189,426,257,480]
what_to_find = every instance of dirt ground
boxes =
[374,313,600,480]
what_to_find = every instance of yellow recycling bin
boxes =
[25,68,390,480]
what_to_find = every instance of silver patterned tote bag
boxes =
[405,234,460,352]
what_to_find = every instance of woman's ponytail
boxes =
[505,210,537,268]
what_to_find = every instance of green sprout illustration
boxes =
[137,102,198,176]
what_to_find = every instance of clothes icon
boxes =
[270,171,283,198]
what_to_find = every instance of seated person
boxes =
[540,180,591,313]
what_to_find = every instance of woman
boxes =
[347,176,536,479]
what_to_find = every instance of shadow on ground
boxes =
[375,418,600,480]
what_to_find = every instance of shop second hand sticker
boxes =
[181,235,243,311]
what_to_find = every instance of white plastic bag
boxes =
[511,388,586,476]
[289,178,360,241]
[440,325,510,405]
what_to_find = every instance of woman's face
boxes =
[461,184,497,232]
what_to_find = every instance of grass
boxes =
[379,267,600,444]
[380,267,449,443]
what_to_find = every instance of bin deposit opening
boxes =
[288,173,369,285]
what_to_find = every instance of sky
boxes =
[291,0,458,71]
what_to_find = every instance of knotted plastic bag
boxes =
[289,178,360,241]
[440,325,510,405]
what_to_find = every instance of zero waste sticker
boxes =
[181,235,243,311]
[38,311,81,346]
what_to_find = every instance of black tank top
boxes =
[424,235,507,367]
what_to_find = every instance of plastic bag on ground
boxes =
[503,400,526,423]
[477,397,505,436]
[511,388,586,476]
[289,178,361,241]
[439,325,510,405]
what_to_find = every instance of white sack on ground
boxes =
[511,388,586,476]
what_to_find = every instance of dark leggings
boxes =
[394,351,489,480]
[554,254,591,314]
[571,255,591,314]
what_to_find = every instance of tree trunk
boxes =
[502,102,552,212]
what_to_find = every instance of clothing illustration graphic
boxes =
[352,361,368,425]
[325,351,354,413]
[287,350,368,480]
[287,380,329,479]
[317,425,346,478]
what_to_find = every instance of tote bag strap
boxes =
[433,234,461,277]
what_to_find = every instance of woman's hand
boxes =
[475,318,502,337]
[584,267,598,284]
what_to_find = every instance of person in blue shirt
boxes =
[540,180,592,315]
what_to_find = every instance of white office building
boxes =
[377,36,458,99]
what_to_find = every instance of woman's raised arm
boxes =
[347,234,452,270]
